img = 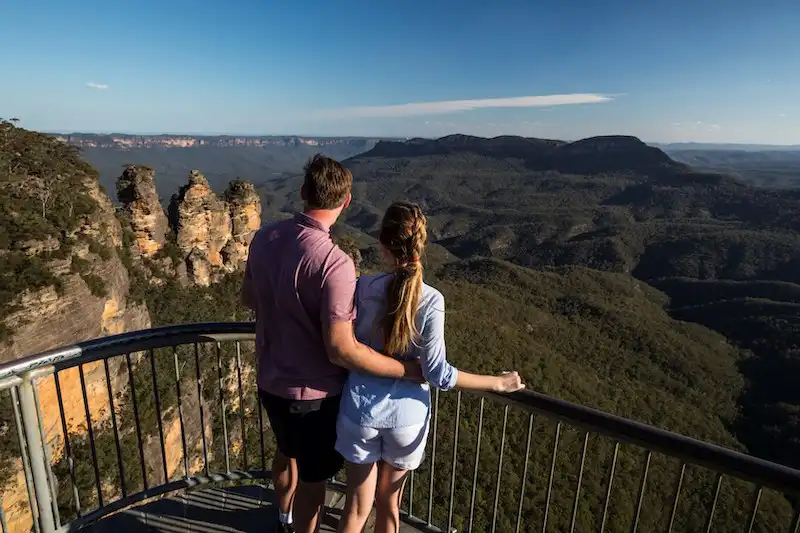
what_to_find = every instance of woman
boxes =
[335,201,525,533]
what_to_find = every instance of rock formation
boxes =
[116,165,169,258]
[1,176,151,361]
[224,180,262,271]
[167,171,262,285]
[115,168,261,286]
[171,170,232,268]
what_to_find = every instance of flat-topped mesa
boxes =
[223,180,262,271]
[116,165,169,258]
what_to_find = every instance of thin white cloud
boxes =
[86,82,109,90]
[316,93,614,119]
[779,113,787,118]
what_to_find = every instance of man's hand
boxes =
[401,360,426,383]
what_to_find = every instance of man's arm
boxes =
[321,253,422,380]
[324,320,422,379]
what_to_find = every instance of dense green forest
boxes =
[2,126,799,531]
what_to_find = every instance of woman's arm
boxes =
[455,370,524,392]
[418,291,524,393]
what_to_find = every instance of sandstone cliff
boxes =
[1,142,151,360]
[116,165,169,259]
[0,122,154,533]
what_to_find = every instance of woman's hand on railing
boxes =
[492,371,525,393]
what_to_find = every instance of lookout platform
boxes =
[82,485,423,533]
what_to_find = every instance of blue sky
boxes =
[1,0,798,143]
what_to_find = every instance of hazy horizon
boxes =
[36,129,800,149]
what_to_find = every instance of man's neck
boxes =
[303,208,339,230]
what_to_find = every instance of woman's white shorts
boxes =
[335,414,430,471]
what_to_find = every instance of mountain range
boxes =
[52,133,800,201]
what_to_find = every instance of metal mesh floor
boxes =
[79,485,423,533]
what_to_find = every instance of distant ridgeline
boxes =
[2,123,800,532]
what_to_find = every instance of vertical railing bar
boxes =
[194,343,209,476]
[125,352,148,490]
[10,387,41,533]
[569,432,590,533]
[630,450,652,533]
[704,473,723,533]
[235,342,248,470]
[251,344,265,471]
[541,422,562,533]
[257,397,265,471]
[216,342,230,473]
[78,363,104,508]
[408,466,415,517]
[426,388,439,526]
[467,397,485,533]
[447,391,462,533]
[598,441,620,533]
[745,487,762,533]
[665,463,686,533]
[173,347,189,478]
[0,494,8,533]
[31,380,61,528]
[148,349,169,484]
[491,405,510,533]
[103,358,126,499]
[515,414,535,533]
[53,372,81,517]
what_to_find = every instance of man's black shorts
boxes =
[259,390,344,483]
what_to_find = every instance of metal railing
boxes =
[0,322,798,533]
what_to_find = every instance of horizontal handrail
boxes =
[3,322,800,533]
[482,390,800,496]
[0,322,256,382]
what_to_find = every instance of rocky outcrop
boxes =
[224,180,262,271]
[186,248,214,287]
[116,165,169,258]
[168,172,262,285]
[115,168,261,286]
[171,171,232,268]
[1,182,151,361]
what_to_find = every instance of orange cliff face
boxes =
[1,349,259,533]
[0,173,151,533]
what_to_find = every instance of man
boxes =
[242,154,422,533]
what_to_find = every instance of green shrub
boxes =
[81,273,108,298]
[70,255,91,275]
[88,240,113,260]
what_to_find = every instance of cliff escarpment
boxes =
[0,121,261,533]
[0,120,151,361]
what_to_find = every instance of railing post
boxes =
[18,374,56,533]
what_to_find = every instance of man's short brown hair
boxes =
[302,154,353,210]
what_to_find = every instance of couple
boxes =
[242,154,524,533]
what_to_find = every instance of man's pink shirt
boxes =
[243,213,356,400]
